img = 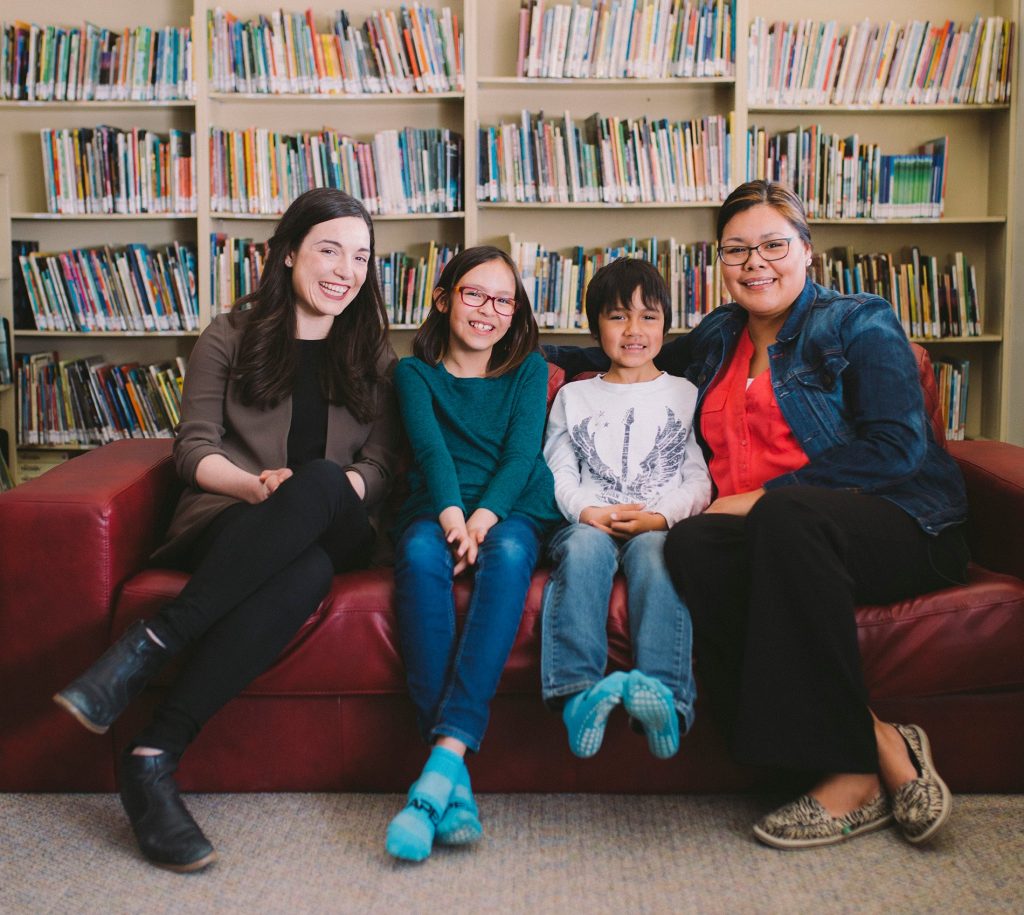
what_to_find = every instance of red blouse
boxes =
[700,330,808,497]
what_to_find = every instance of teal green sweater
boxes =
[394,352,560,534]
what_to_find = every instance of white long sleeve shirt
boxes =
[544,372,712,527]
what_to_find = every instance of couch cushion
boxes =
[115,564,1024,699]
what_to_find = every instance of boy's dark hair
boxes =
[584,257,672,336]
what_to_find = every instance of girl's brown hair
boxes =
[413,246,538,377]
[229,188,389,424]
[716,180,812,247]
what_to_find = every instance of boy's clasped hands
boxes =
[579,503,668,538]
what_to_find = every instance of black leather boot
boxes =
[119,749,217,872]
[53,619,171,733]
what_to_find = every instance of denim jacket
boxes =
[544,280,967,534]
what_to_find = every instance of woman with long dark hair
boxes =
[55,188,400,871]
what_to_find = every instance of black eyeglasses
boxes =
[456,286,518,316]
[717,237,794,266]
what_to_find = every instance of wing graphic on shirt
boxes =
[569,416,621,502]
[626,408,687,502]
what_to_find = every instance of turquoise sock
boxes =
[386,745,462,862]
[623,670,680,759]
[562,670,627,758]
[436,760,482,846]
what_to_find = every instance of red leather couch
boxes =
[2,356,1023,794]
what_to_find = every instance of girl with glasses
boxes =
[545,180,968,851]
[386,246,561,861]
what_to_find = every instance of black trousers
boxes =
[663,486,968,775]
[136,459,373,756]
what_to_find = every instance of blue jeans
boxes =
[541,523,696,729]
[393,514,542,752]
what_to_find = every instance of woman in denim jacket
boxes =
[546,180,968,850]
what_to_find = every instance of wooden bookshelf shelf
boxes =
[749,103,1011,113]
[209,91,464,102]
[0,100,196,109]
[12,213,198,221]
[478,202,721,210]
[16,331,201,339]
[478,77,735,87]
[212,211,465,221]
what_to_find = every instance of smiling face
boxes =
[598,286,665,381]
[440,258,516,360]
[286,216,372,339]
[719,203,811,328]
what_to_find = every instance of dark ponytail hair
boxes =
[230,188,389,423]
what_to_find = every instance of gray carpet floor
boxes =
[2,793,1022,914]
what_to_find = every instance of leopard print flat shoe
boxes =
[889,723,953,844]
[752,792,893,850]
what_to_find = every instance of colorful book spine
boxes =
[746,124,948,219]
[1,20,193,101]
[15,352,186,446]
[519,0,735,78]
[748,16,1014,106]
[209,126,462,216]
[206,5,463,95]
[17,243,199,333]
[810,247,982,338]
[479,110,730,204]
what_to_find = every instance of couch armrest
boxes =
[948,440,1024,581]
[0,439,176,788]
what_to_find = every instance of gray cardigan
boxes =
[153,312,400,564]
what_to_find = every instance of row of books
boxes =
[40,126,197,215]
[209,233,458,327]
[812,247,981,339]
[15,352,186,446]
[748,16,1014,107]
[208,5,462,95]
[1,21,193,101]
[377,241,460,326]
[16,241,199,333]
[746,126,948,219]
[516,0,735,79]
[510,235,726,329]
[210,126,462,216]
[478,111,730,204]
[933,358,969,441]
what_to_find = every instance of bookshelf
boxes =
[1,0,1021,480]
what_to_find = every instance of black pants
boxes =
[663,486,968,775]
[136,459,373,756]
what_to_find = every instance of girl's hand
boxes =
[706,488,765,517]
[439,506,476,575]
[466,508,499,545]
[345,469,366,500]
[257,467,293,500]
[580,503,646,539]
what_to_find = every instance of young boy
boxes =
[541,258,711,759]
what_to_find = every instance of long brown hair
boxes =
[412,246,538,377]
[230,188,389,424]
[716,180,812,247]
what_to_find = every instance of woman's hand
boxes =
[705,488,766,517]
[439,506,476,576]
[258,467,293,499]
[345,469,366,500]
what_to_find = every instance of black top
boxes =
[287,339,329,467]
